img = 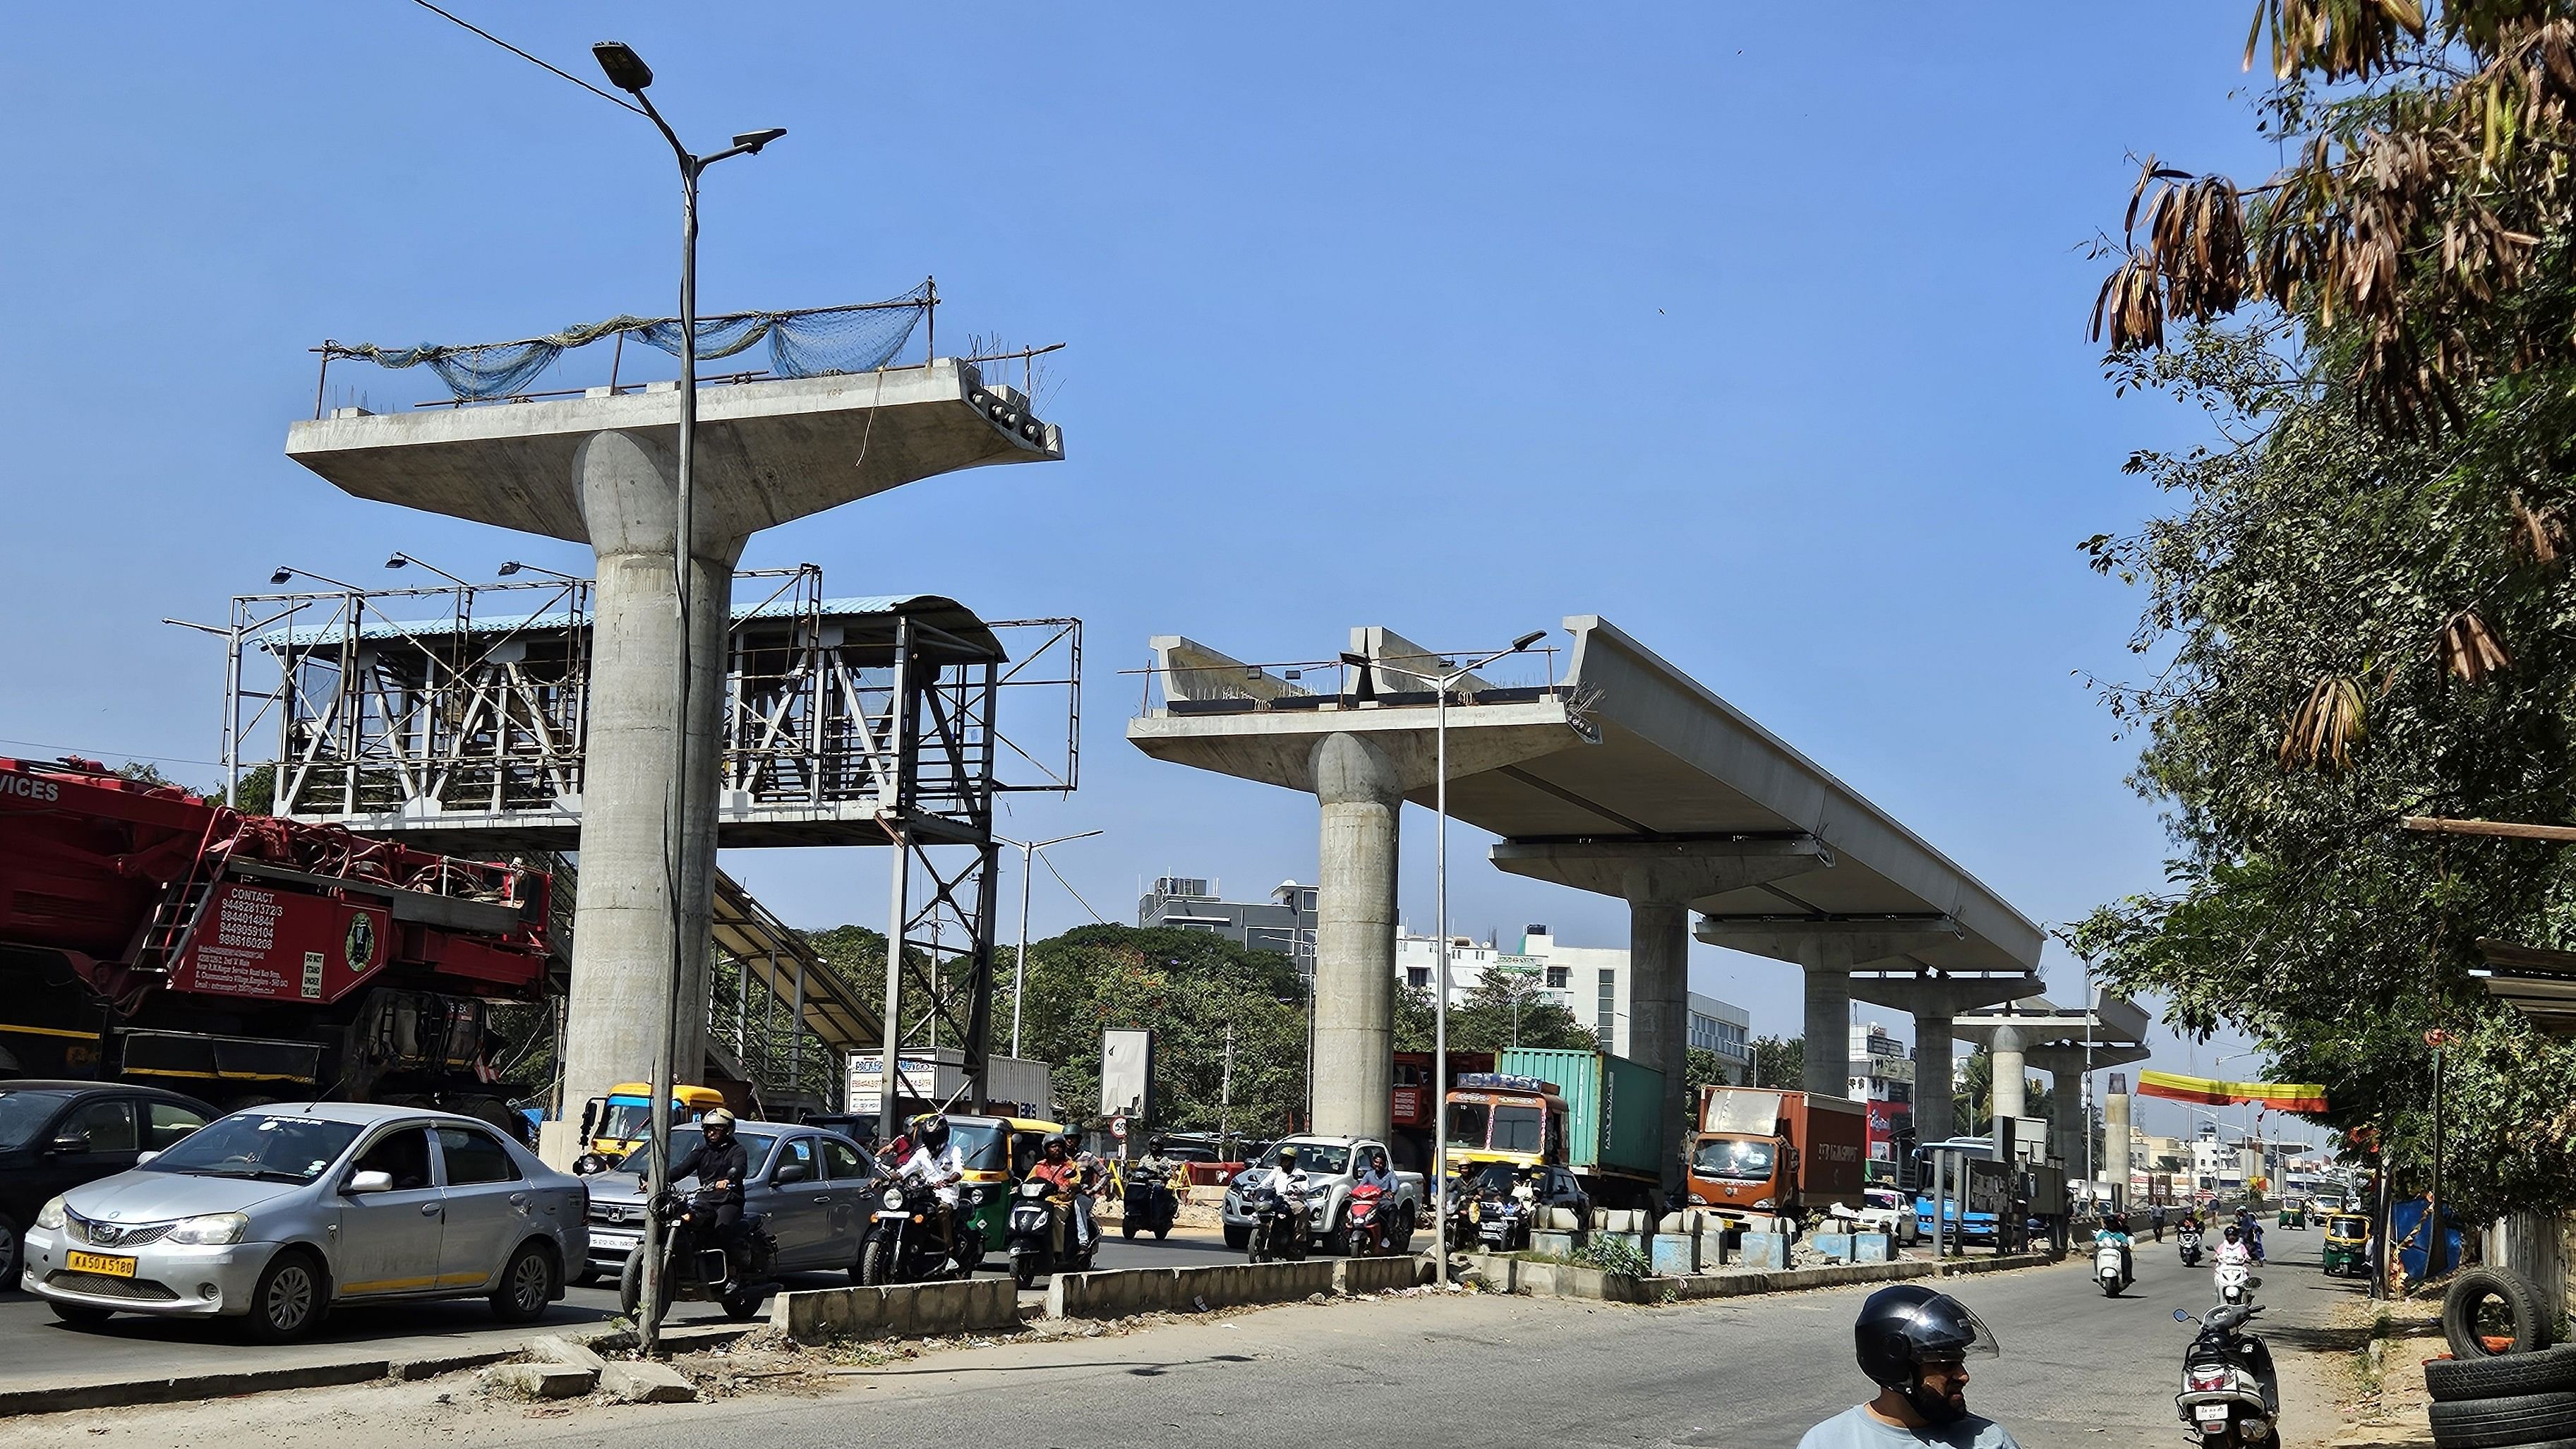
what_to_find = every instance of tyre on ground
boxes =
[2443,1268,2553,1360]
[2426,1390,2576,1449]
[2427,1344,2576,1402]
[0,1212,20,1290]
[241,1248,327,1343]
[858,1233,895,1287]
[489,1239,556,1323]
[49,1301,114,1327]
[1223,1222,1249,1251]
[618,1247,675,1328]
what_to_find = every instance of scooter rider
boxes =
[1358,1147,1401,1251]
[1800,1284,2022,1448]
[664,1107,749,1247]
[2216,1222,2254,1268]
[1028,1134,1094,1253]
[2094,1212,2133,1282]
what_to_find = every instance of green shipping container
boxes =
[1498,1046,1667,1182]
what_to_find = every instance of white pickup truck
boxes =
[1219,1135,1426,1253]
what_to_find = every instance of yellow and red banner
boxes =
[2136,1069,2328,1114]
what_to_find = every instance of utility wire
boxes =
[404,0,648,116]
[1039,849,1111,926]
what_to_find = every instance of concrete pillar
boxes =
[1312,732,1401,1141]
[2050,1070,2087,1178]
[2104,1089,2133,1197]
[671,548,740,1089]
[1802,968,1852,1100]
[559,428,740,1120]
[1911,1011,1954,1144]
[1625,895,1690,1193]
[1989,1023,2026,1124]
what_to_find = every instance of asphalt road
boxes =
[0,1224,1234,1393]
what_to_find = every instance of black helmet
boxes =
[1853,1285,1998,1391]
[919,1114,949,1148]
[2224,1224,2241,1240]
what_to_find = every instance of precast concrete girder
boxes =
[1491,837,1831,1189]
[286,362,1063,1122]
[1696,917,1965,1101]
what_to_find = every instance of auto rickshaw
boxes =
[2279,1201,2309,1229]
[937,1113,1071,1253]
[2323,1212,2369,1275]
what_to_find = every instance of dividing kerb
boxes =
[769,1277,1022,1344]
[1047,1256,1427,1318]
[284,361,1061,1117]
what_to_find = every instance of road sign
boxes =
[1109,1115,1128,1140]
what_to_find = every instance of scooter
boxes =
[1246,1184,1311,1263]
[2214,1260,2258,1306]
[1346,1183,1402,1256]
[2174,1304,2280,1447]
[2095,1234,2133,1297]
[1121,1161,1178,1241]
[618,1187,779,1325]
[1005,1179,1098,1288]
[2179,1227,2204,1267]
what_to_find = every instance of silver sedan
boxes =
[20,1101,588,1341]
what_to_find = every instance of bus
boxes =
[1909,1137,2004,1244]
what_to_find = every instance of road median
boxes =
[1464,1249,2059,1304]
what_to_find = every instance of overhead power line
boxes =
[404,0,648,116]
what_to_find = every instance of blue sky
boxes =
[0,4,2300,1142]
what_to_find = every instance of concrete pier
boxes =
[287,363,1064,1117]
[1990,1023,2028,1123]
[1954,992,2152,1185]
[1848,973,2038,1145]
[1696,920,1983,1102]
[1313,733,1407,1139]
[2103,1083,2134,1196]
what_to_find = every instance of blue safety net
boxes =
[326,282,932,402]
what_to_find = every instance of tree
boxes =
[1392,974,1598,1054]
[1684,1047,1739,1090]
[2074,295,2576,1220]
[2094,3,2576,433]
[1747,1035,1803,1090]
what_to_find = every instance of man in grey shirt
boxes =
[1798,1285,2025,1449]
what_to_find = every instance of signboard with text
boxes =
[169,882,389,1005]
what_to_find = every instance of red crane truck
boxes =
[0,756,557,1129]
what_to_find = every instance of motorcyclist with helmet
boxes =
[2094,1210,2134,1282]
[2216,1222,2255,1268]
[898,1114,970,1259]
[663,1107,750,1248]
[1799,1284,2022,1448]
[1028,1134,1096,1253]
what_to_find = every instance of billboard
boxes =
[1100,1028,1156,1121]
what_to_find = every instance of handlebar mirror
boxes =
[2174,1309,2190,1322]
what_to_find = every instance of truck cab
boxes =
[1687,1084,1867,1229]
[1442,1073,1569,1172]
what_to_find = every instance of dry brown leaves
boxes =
[2438,607,2513,681]
[2281,673,2369,769]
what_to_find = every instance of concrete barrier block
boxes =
[528,1335,606,1372]
[1546,1207,1582,1232]
[1529,1229,1577,1259]
[1697,1231,1728,1268]
[1335,1256,1419,1296]
[1812,1232,1853,1262]
[1650,1234,1699,1276]
[1853,1232,1892,1263]
[1738,1232,1790,1270]
[600,1360,697,1404]
[490,1362,595,1399]
[1595,1229,1648,1259]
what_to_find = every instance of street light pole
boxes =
[1357,630,1546,1292]
[592,39,784,1357]
[996,829,1103,1057]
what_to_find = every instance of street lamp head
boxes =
[732,128,787,153]
[385,552,410,571]
[1510,630,1547,652]
[496,561,522,577]
[269,567,294,585]
[592,40,654,92]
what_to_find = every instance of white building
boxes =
[1390,922,1749,1073]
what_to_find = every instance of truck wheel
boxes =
[2445,1268,2553,1359]
[1224,1224,1250,1251]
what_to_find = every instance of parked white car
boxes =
[20,1102,587,1341]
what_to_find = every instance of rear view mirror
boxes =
[45,1134,85,1155]
[775,1162,811,1185]
[137,1150,160,1165]
[347,1170,394,1194]
[2174,1309,2191,1322]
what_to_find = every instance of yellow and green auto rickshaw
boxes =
[2279,1200,2309,1229]
[941,1113,1070,1253]
[2323,1212,2369,1275]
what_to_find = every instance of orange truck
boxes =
[1684,1084,1869,1229]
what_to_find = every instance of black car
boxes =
[0,1081,216,1286]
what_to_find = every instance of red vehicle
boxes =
[0,756,555,1129]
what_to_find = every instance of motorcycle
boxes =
[1006,1179,1099,1288]
[2095,1234,2133,1297]
[2174,1304,2280,1447]
[1246,1184,1311,1263]
[617,1188,778,1325]
[859,1174,986,1285]
[2179,1227,2204,1267]
[2214,1260,2258,1306]
[1121,1162,1177,1241]
[1346,1183,1397,1256]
